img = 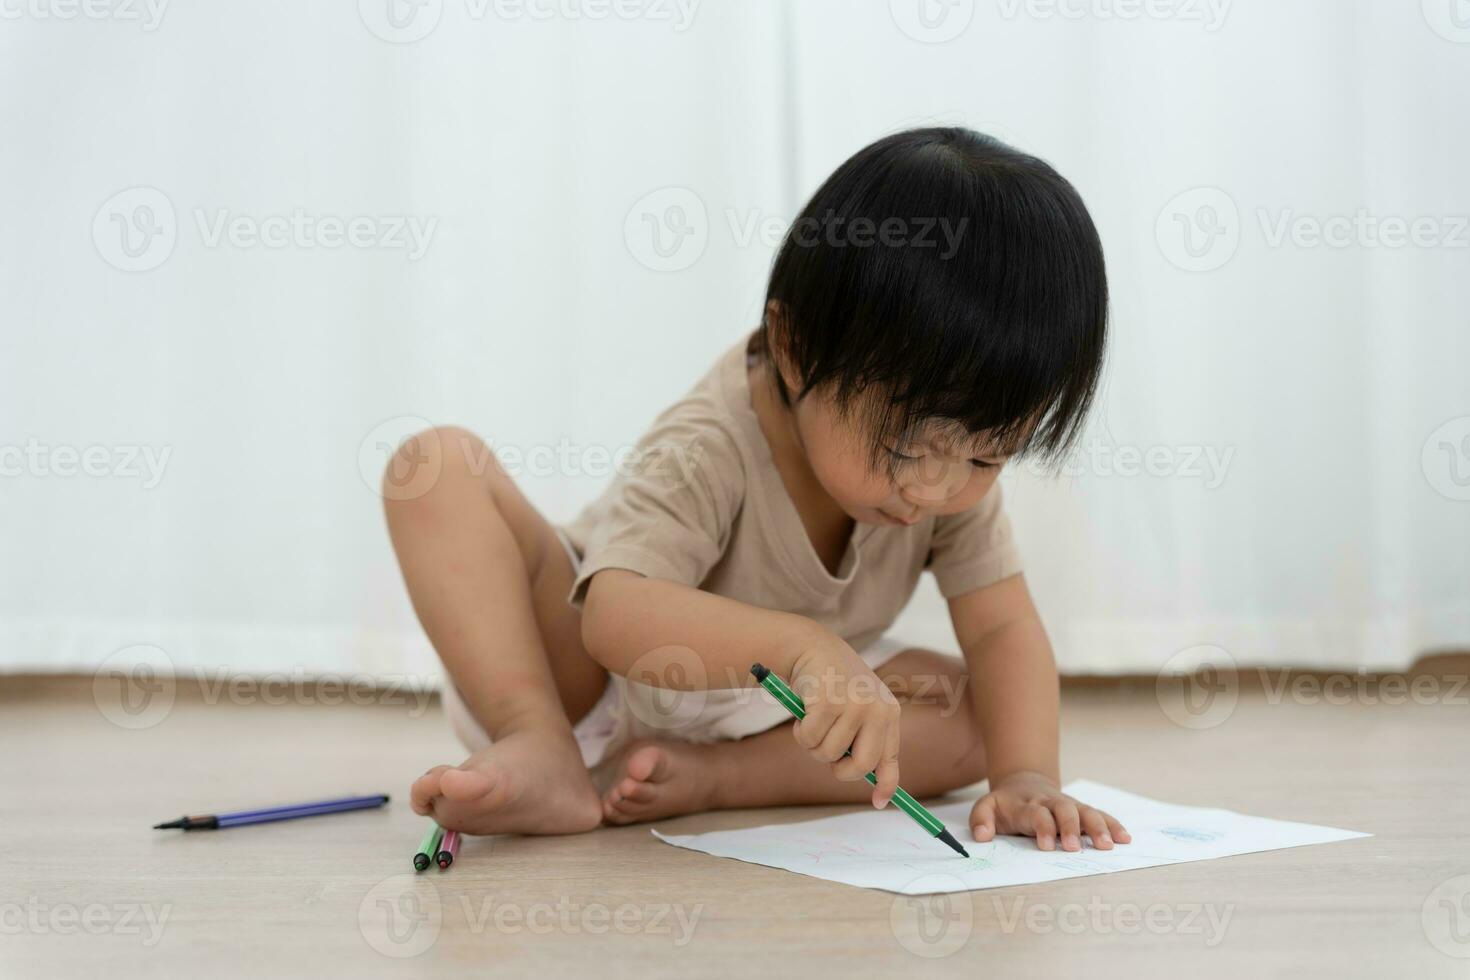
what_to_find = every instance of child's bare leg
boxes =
[596,649,985,824]
[384,426,606,835]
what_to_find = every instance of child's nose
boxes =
[901,460,966,506]
[900,487,946,510]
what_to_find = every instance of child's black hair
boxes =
[755,126,1108,471]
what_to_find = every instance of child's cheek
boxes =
[833,462,891,508]
[940,468,1000,514]
[807,437,883,507]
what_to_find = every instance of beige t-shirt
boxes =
[561,332,1023,655]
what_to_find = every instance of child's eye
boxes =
[885,446,920,462]
[970,458,999,469]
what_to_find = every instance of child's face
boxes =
[791,389,1010,527]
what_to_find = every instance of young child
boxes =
[387,127,1131,853]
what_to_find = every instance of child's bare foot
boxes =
[411,729,602,835]
[593,738,724,825]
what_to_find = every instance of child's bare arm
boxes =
[582,568,903,804]
[949,573,1132,851]
[582,568,822,682]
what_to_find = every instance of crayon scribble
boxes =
[962,842,998,872]
[1160,827,1224,843]
[1053,856,1109,873]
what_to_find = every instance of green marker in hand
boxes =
[750,663,970,858]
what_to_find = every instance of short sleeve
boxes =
[925,481,1023,598]
[566,421,745,609]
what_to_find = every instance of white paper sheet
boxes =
[652,780,1370,894]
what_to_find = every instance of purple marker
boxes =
[153,794,390,830]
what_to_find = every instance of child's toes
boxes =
[618,777,657,804]
[439,765,497,802]
[410,766,450,814]
[603,797,638,824]
[624,745,669,785]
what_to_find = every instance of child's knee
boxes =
[910,724,987,795]
[950,738,988,787]
[879,650,971,714]
[381,424,499,504]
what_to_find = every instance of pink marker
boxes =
[436,829,461,870]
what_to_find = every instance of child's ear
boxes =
[762,299,785,341]
[762,300,799,389]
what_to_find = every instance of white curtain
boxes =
[2,0,1466,681]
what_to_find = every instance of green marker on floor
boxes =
[413,823,444,872]
[750,663,969,858]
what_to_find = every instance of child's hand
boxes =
[970,771,1132,851]
[787,637,901,808]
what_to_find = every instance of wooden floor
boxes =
[3,667,1468,978]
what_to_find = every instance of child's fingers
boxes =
[879,719,900,803]
[1078,806,1114,849]
[790,671,821,703]
[791,706,835,751]
[1028,803,1058,850]
[833,719,883,784]
[971,795,998,841]
[1102,811,1131,843]
[813,712,862,764]
[870,746,900,808]
[410,765,450,814]
[790,672,829,731]
[1051,799,1082,851]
